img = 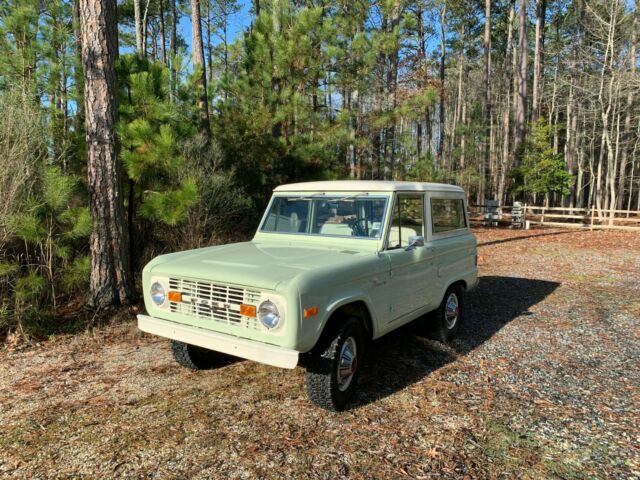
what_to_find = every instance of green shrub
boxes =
[2,166,91,338]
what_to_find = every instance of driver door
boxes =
[383,193,437,324]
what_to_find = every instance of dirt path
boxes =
[1,229,639,479]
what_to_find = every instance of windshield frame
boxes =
[257,193,390,240]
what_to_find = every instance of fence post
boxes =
[590,207,595,231]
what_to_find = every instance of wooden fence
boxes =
[469,205,640,231]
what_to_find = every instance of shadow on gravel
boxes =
[352,275,560,409]
[477,229,575,247]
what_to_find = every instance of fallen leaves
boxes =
[0,227,639,479]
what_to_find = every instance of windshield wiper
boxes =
[332,193,370,202]
[286,193,369,202]
[286,193,325,201]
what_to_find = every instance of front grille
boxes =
[168,277,261,330]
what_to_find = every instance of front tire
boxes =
[427,284,464,342]
[170,340,229,370]
[306,318,364,411]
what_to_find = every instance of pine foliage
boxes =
[118,56,199,227]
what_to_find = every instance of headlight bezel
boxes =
[150,280,167,306]
[258,299,281,329]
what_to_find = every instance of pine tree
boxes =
[0,0,40,93]
[117,56,198,269]
[512,118,572,203]
[215,1,336,199]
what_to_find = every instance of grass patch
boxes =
[470,418,587,479]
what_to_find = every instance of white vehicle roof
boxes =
[274,180,465,193]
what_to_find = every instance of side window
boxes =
[387,194,424,249]
[431,198,466,233]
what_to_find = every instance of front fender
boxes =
[297,289,377,353]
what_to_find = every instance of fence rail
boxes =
[468,204,640,231]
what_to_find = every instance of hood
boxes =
[148,241,368,290]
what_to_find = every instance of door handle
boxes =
[372,277,387,286]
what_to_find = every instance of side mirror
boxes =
[405,235,425,250]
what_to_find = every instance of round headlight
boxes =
[150,282,166,305]
[258,300,280,329]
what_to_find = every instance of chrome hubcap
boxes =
[445,293,459,329]
[337,336,357,392]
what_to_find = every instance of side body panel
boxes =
[375,190,477,337]
[424,190,478,303]
[377,191,437,336]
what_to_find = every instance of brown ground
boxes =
[1,228,639,479]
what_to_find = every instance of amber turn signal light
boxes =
[303,306,319,318]
[240,304,257,317]
[167,291,182,302]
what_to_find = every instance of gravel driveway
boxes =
[1,228,639,479]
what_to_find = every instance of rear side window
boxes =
[431,198,466,233]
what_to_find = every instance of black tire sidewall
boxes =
[171,340,225,370]
[306,317,365,411]
[329,320,364,408]
[432,285,464,342]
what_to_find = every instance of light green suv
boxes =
[138,181,478,410]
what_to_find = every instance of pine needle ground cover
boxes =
[1,229,639,479]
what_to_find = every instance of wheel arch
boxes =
[312,299,374,352]
[448,279,468,291]
[435,279,468,309]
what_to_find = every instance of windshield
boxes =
[261,195,388,238]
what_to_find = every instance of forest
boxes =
[0,0,638,337]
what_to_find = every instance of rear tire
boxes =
[426,284,464,342]
[170,340,228,370]
[306,318,364,411]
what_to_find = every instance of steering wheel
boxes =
[346,218,368,237]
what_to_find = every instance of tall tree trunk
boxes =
[79,0,135,307]
[460,101,467,170]
[270,0,283,139]
[437,2,447,166]
[617,0,637,209]
[134,0,144,54]
[483,0,491,199]
[498,0,516,204]
[596,2,620,218]
[565,80,578,207]
[169,0,178,100]
[514,0,528,165]
[170,0,177,58]
[564,17,579,208]
[159,0,167,65]
[223,20,229,80]
[72,0,85,138]
[142,0,151,55]
[205,0,213,84]
[629,122,640,211]
[450,24,465,161]
[347,90,356,178]
[384,4,400,181]
[416,7,425,159]
[190,0,211,137]
[532,0,546,121]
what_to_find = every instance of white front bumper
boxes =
[137,315,299,369]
